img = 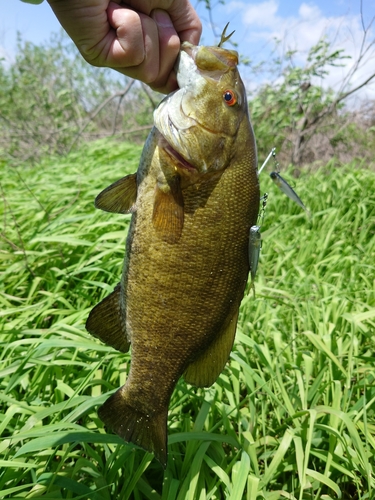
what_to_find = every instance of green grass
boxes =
[1,140,375,499]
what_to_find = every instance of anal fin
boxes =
[86,284,130,353]
[95,173,137,213]
[99,387,168,468]
[152,175,184,244]
[184,309,239,387]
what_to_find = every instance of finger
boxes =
[107,4,145,68]
[150,9,180,92]
[109,6,162,85]
[160,0,202,45]
[119,0,202,46]
[149,69,178,94]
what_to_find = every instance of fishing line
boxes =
[272,148,280,173]
[258,147,275,175]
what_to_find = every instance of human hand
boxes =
[47,0,202,93]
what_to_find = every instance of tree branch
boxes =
[67,80,135,154]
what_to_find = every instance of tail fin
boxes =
[98,387,168,468]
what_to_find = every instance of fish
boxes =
[270,171,308,212]
[86,39,260,468]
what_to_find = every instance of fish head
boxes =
[154,42,250,175]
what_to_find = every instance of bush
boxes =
[0,34,156,165]
[250,38,375,169]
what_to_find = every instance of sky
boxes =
[1,0,374,100]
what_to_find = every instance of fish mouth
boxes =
[159,135,197,173]
[155,91,204,173]
[179,42,238,81]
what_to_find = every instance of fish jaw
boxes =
[179,42,239,77]
[153,43,249,176]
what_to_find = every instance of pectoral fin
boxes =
[183,309,239,387]
[86,284,130,353]
[95,173,137,213]
[152,176,184,244]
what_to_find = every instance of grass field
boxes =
[1,140,375,499]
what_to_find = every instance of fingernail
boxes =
[152,9,173,28]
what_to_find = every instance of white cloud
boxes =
[241,1,341,52]
[243,0,279,27]
[298,3,321,21]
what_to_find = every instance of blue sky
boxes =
[1,0,374,99]
[1,0,372,56]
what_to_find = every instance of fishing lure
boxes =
[249,224,262,285]
[249,193,268,295]
[262,148,309,214]
[270,171,308,212]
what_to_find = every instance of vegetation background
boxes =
[1,3,375,499]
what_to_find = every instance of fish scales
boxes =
[87,40,260,468]
[125,131,257,370]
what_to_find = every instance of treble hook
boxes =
[218,22,235,47]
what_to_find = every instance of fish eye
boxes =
[223,90,237,106]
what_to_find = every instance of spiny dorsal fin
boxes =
[218,23,235,48]
[183,309,239,387]
[152,175,184,244]
[95,173,137,214]
[86,284,130,353]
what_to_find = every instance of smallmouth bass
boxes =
[86,40,260,468]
